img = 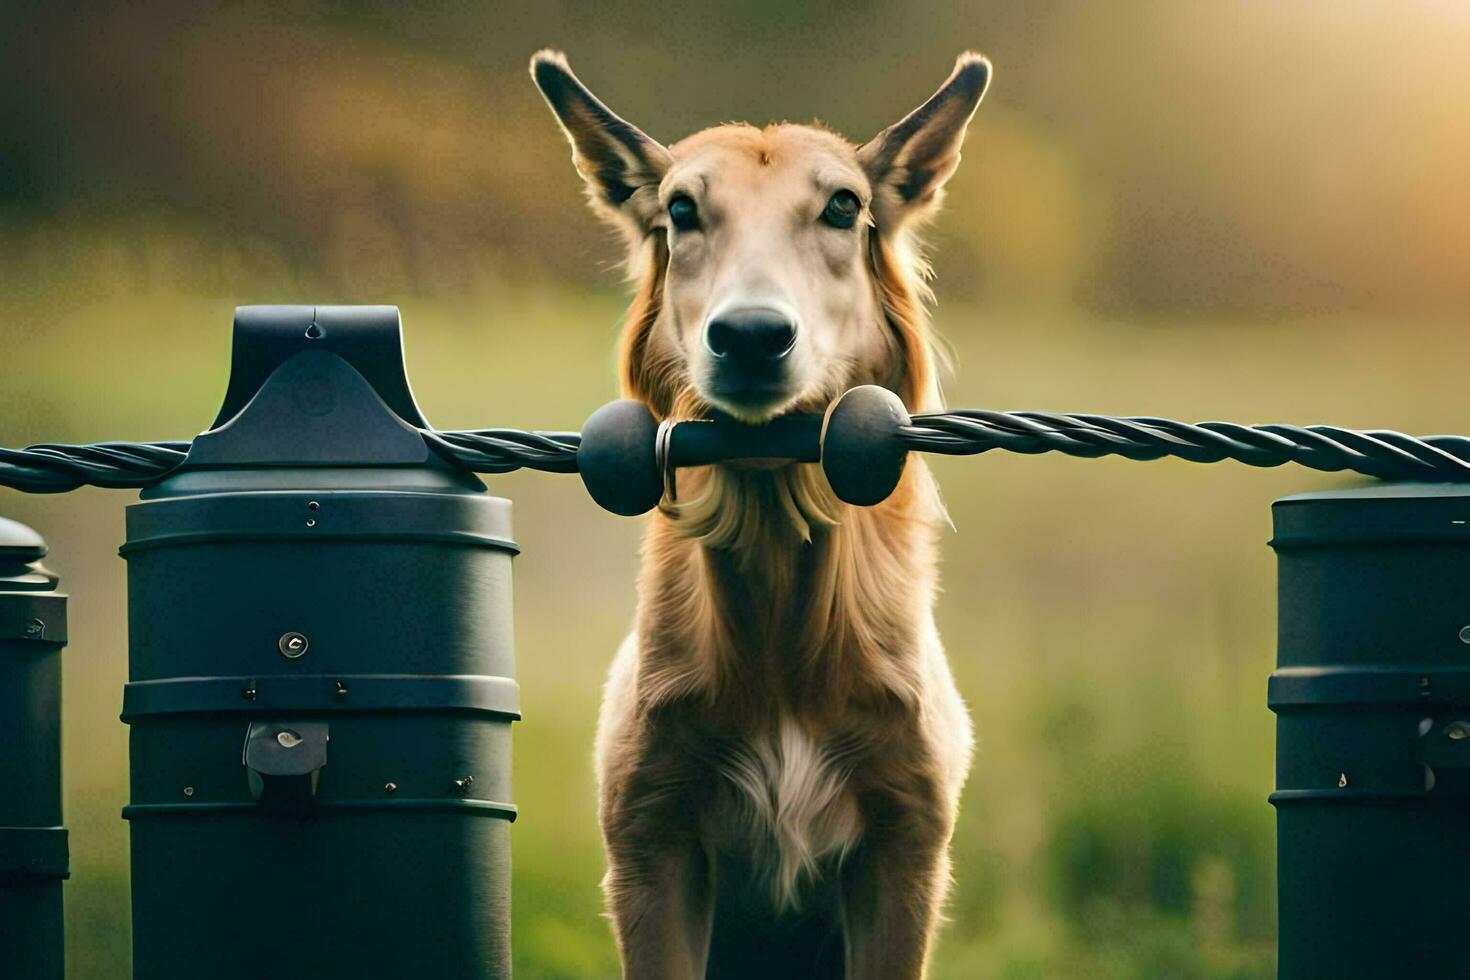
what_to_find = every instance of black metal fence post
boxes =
[120,306,518,979]
[1270,484,1470,977]
[0,516,69,979]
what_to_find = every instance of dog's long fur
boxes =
[533,49,989,979]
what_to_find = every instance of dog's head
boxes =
[532,50,989,424]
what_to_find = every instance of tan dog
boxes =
[532,49,990,979]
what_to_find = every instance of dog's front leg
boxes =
[840,790,953,980]
[600,743,714,979]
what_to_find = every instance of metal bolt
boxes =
[183,786,195,797]
[242,686,257,701]
[307,500,320,511]
[384,782,397,794]
[453,775,475,794]
[305,519,317,528]
[278,632,309,659]
[24,619,44,638]
[1338,773,1349,788]
[335,681,348,698]
[276,730,303,749]
[1446,721,1470,741]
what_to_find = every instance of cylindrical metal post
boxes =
[0,516,69,979]
[121,307,518,979]
[1270,484,1470,977]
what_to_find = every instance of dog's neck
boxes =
[632,460,942,722]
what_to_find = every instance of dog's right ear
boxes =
[531,50,672,235]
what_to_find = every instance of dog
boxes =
[532,48,990,979]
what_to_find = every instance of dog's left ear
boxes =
[858,52,991,232]
[531,50,673,235]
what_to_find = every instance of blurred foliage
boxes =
[2,1,1467,977]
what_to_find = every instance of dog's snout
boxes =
[704,308,797,362]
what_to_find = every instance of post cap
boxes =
[0,516,46,564]
[0,517,64,644]
[0,516,59,594]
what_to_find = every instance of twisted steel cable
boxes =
[0,441,194,493]
[4,412,1470,493]
[0,431,585,493]
[903,411,1470,481]
[418,429,583,475]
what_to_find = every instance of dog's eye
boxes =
[668,195,700,232]
[821,190,861,229]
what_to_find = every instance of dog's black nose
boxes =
[705,308,797,363]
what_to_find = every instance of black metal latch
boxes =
[243,721,328,807]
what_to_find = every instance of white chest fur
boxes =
[720,717,865,910]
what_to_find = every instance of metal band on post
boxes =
[0,516,69,980]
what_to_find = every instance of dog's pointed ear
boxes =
[858,52,990,232]
[531,50,673,234]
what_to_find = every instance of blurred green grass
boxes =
[10,229,1467,978]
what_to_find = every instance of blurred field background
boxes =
[2,2,1468,977]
